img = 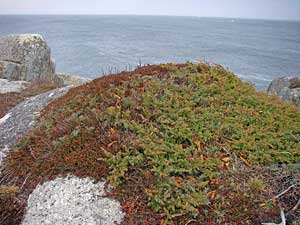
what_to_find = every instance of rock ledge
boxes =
[267,76,300,106]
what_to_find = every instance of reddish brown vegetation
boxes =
[0,64,299,225]
[0,66,169,225]
[0,93,24,118]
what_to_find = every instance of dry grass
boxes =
[22,78,62,97]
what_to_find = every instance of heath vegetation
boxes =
[1,63,299,224]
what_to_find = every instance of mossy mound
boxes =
[1,63,300,224]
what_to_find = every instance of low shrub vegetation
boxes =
[0,93,25,118]
[1,63,299,224]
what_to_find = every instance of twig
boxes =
[272,184,295,200]
[0,173,9,184]
[288,198,300,215]
[170,213,183,218]
[185,219,196,225]
[20,173,31,190]
[289,132,300,143]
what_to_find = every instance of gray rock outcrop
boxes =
[22,176,124,225]
[0,60,21,80]
[0,86,72,165]
[0,34,55,81]
[267,77,300,106]
[0,79,29,94]
[53,73,91,86]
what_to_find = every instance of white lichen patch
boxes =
[22,176,124,225]
[0,113,11,125]
[0,145,9,166]
[18,34,44,44]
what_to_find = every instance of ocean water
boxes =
[0,15,300,90]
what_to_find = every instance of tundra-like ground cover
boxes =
[1,63,299,224]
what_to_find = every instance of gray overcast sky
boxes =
[1,0,300,21]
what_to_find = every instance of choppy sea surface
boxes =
[0,15,300,90]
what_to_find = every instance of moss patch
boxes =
[1,63,299,224]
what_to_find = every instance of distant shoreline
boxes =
[0,14,299,22]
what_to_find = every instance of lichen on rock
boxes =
[0,79,29,94]
[22,176,124,225]
[0,34,55,82]
[268,76,300,106]
[0,86,72,165]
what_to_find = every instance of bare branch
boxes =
[271,184,295,201]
